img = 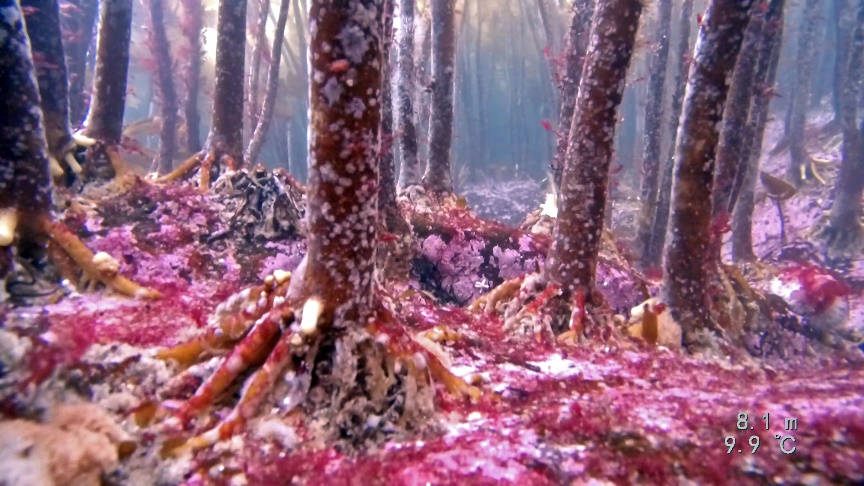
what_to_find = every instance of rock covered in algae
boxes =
[0,403,132,486]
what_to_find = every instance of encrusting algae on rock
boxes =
[0,403,133,486]
[2,0,864,483]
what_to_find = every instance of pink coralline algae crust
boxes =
[414,208,645,313]
[235,302,864,485]
[420,233,487,303]
[257,241,307,280]
[7,259,240,397]
[13,277,864,485]
[4,180,304,393]
[3,179,863,485]
[13,278,864,485]
[206,293,861,485]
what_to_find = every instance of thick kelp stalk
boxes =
[61,0,98,127]
[550,0,595,192]
[379,0,405,233]
[206,0,247,172]
[246,0,290,164]
[180,0,203,153]
[732,0,785,261]
[635,0,672,268]
[415,8,431,162]
[156,0,245,186]
[294,0,437,439]
[827,1,864,245]
[248,0,270,130]
[661,0,753,346]
[421,0,456,196]
[395,0,420,189]
[713,4,767,218]
[0,0,157,299]
[533,0,561,110]
[0,0,52,237]
[649,0,693,264]
[21,0,75,175]
[148,0,178,174]
[299,0,383,323]
[81,0,134,180]
[830,0,854,127]
[471,1,487,169]
[545,0,642,295]
[785,0,821,185]
[159,1,460,448]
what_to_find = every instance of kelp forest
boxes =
[1,0,864,484]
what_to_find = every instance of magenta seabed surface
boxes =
[1,174,861,486]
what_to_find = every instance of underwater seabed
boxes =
[1,118,863,486]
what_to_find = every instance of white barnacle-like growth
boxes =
[347,1,381,35]
[0,208,18,247]
[273,270,291,285]
[300,298,323,336]
[72,130,97,147]
[64,152,83,174]
[92,252,120,276]
[49,157,65,178]
[540,193,558,218]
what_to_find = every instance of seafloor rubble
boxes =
[1,119,863,485]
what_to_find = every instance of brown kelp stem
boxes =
[545,0,642,297]
[661,0,753,347]
[421,0,457,196]
[180,0,203,153]
[148,0,178,174]
[379,0,406,234]
[22,0,77,177]
[396,0,420,189]
[415,8,431,163]
[826,2,864,247]
[202,0,248,183]
[248,0,270,130]
[731,0,785,262]
[635,0,672,268]
[550,0,594,192]
[709,2,768,260]
[246,0,291,164]
[0,0,52,233]
[648,0,693,264]
[721,2,773,217]
[62,0,98,127]
[81,0,134,181]
[785,0,821,185]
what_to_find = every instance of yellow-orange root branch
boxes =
[156,151,204,183]
[38,217,160,299]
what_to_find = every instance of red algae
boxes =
[776,263,849,315]
[226,312,864,485]
[3,0,864,481]
[6,208,863,485]
[2,177,301,392]
[3,169,863,485]
[241,427,560,486]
